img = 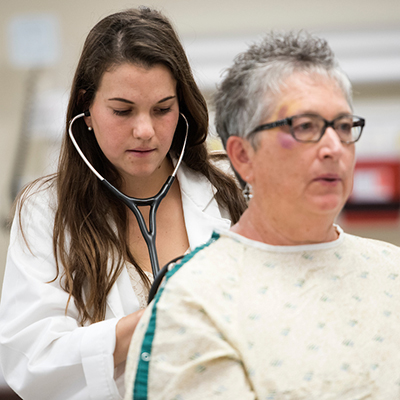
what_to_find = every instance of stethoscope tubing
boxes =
[147,254,184,304]
[68,111,189,277]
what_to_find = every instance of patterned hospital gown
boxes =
[124,227,400,400]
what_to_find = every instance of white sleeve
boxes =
[0,190,122,400]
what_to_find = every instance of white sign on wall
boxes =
[7,14,60,69]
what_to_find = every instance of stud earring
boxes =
[88,126,92,131]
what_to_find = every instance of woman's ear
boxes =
[83,113,92,130]
[79,89,92,129]
[226,136,255,183]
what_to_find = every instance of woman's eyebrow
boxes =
[158,96,176,104]
[108,97,134,104]
[107,95,176,104]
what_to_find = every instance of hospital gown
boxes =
[125,227,400,400]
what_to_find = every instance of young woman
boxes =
[0,7,246,399]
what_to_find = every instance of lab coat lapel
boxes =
[177,164,231,250]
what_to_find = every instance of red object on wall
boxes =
[342,159,400,223]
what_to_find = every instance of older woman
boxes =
[124,32,400,399]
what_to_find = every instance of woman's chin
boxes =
[308,194,346,216]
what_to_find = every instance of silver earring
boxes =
[242,183,253,202]
[88,126,92,131]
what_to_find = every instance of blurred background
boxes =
[0,0,399,397]
[1,0,400,303]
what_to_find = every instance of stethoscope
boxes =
[68,110,188,280]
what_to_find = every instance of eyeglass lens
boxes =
[291,115,362,143]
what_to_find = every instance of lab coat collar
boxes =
[176,162,231,250]
[176,162,215,211]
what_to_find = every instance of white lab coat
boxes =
[0,163,232,400]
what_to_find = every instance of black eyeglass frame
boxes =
[248,113,365,144]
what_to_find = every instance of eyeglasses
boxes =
[248,114,365,144]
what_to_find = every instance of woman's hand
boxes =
[114,309,145,366]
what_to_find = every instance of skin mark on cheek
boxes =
[274,104,297,149]
[277,132,296,149]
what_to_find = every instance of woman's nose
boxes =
[319,126,345,159]
[132,115,155,140]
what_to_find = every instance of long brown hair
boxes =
[19,7,246,325]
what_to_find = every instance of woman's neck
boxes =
[232,204,339,246]
[121,157,174,198]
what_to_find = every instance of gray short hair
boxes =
[214,31,353,148]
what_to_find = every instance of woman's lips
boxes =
[313,174,341,185]
[127,148,155,157]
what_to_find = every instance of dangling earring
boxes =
[242,183,253,202]
[88,126,92,131]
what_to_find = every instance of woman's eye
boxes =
[113,109,131,116]
[155,107,172,114]
[337,123,352,134]
[294,122,314,132]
